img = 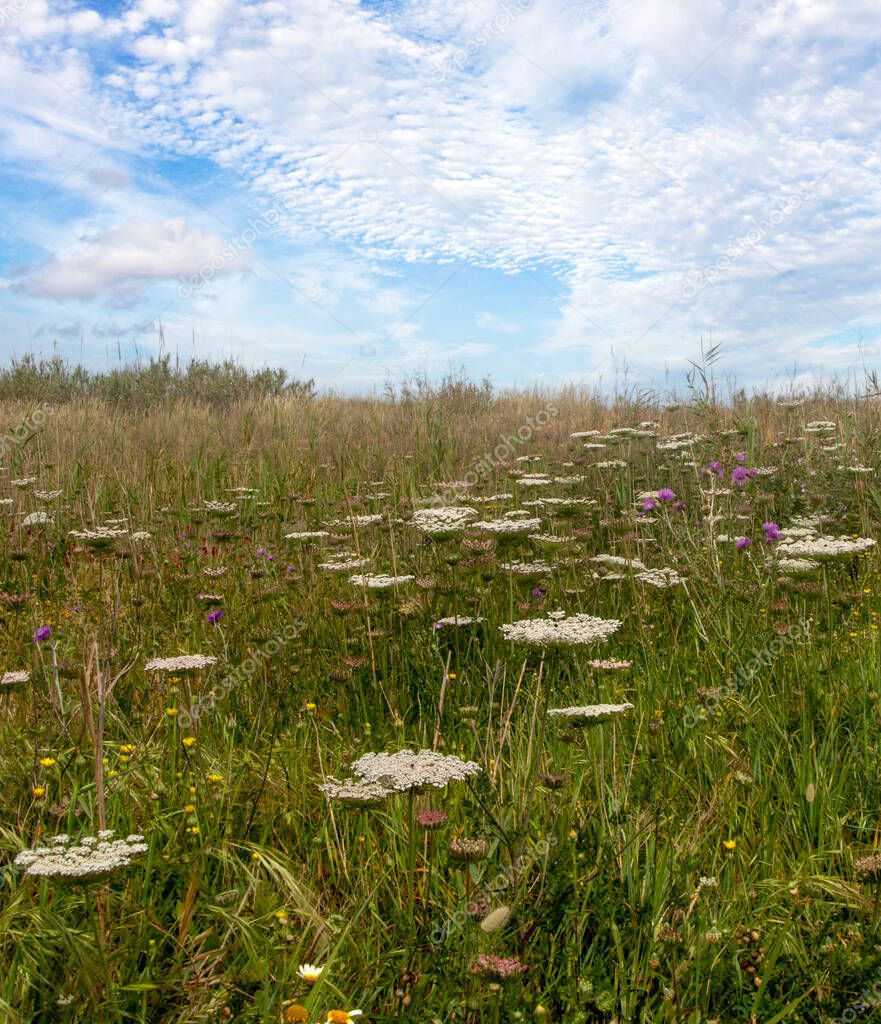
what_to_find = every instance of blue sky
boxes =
[1,0,879,394]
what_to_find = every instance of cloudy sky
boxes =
[1,0,879,394]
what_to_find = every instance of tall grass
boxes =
[0,374,879,1022]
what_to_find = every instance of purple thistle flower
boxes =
[735,452,747,463]
[206,608,224,624]
[762,521,781,542]
[735,536,751,551]
[731,466,756,485]
[708,460,724,478]
[657,488,676,502]
[642,497,657,512]
[673,500,686,512]
[33,626,52,643]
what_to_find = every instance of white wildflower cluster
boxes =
[145,654,218,673]
[774,557,821,574]
[587,658,631,670]
[0,499,13,506]
[590,459,628,468]
[325,514,384,527]
[583,443,607,450]
[10,477,37,487]
[526,497,596,510]
[318,554,372,571]
[570,430,601,439]
[470,493,513,503]
[15,831,148,881]
[471,517,543,535]
[1,669,29,686]
[349,574,415,588]
[130,531,152,542]
[500,560,553,575]
[590,554,648,571]
[351,749,483,792]
[500,612,621,647]
[777,536,875,559]
[805,421,837,433]
[34,490,62,501]
[317,779,390,806]
[516,475,553,487]
[434,615,484,627]
[285,530,330,541]
[839,465,874,474]
[547,702,634,724]
[411,507,477,535]
[203,566,227,577]
[21,511,53,527]
[68,527,129,544]
[635,567,685,588]
[203,500,238,514]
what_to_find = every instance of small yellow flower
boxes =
[275,909,289,924]
[723,839,737,851]
[327,1012,362,1023]
[251,852,261,862]
[107,769,119,778]
[120,744,136,754]
[166,707,178,717]
[182,736,197,748]
[448,673,456,679]
[568,829,577,839]
[32,786,45,798]
[284,1006,309,1023]
[207,773,223,783]
[184,804,196,814]
[38,757,56,768]
[305,702,317,711]
[186,825,200,835]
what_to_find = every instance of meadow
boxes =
[2,361,881,1024]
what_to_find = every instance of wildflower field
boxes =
[3,370,881,1023]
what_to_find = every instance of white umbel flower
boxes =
[145,654,218,673]
[350,749,482,793]
[548,703,634,724]
[14,831,148,882]
[777,536,875,559]
[349,574,414,589]
[21,511,53,527]
[500,612,621,647]
[411,507,477,535]
[471,517,542,535]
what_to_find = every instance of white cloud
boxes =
[0,0,879,387]
[14,217,235,302]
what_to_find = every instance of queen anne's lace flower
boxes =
[145,654,218,673]
[471,517,542,535]
[777,536,875,559]
[21,512,53,527]
[14,831,148,881]
[635,567,685,588]
[500,612,621,647]
[548,702,634,724]
[349,574,414,588]
[411,507,477,535]
[1,669,29,686]
[285,530,330,540]
[350,749,482,792]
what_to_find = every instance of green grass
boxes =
[0,384,880,1023]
